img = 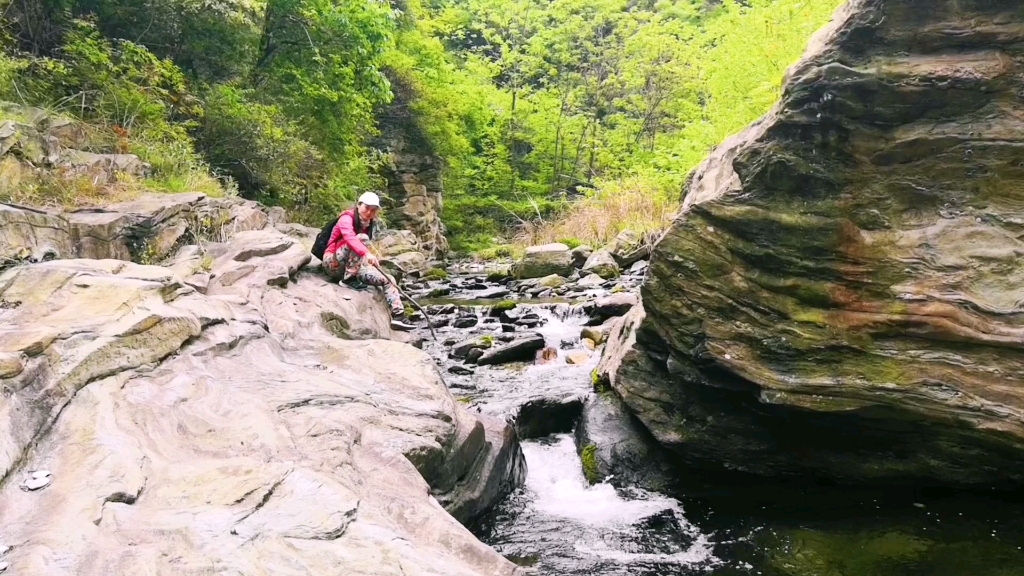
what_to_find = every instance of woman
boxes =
[321,191,404,318]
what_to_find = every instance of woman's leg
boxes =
[356,265,403,315]
[321,251,346,281]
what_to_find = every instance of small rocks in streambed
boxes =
[452,315,479,329]
[465,348,486,364]
[577,273,606,288]
[443,337,458,346]
[501,323,516,333]
[496,333,516,342]
[560,338,576,349]
[448,365,475,376]
[428,287,452,298]
[582,338,597,351]
[535,347,559,365]
[476,333,546,365]
[565,351,590,365]
[21,470,52,491]
[515,395,585,439]
[450,336,494,358]
[430,317,451,328]
[429,304,457,315]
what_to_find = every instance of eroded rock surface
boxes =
[604,0,1024,485]
[0,227,525,574]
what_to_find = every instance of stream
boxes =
[410,274,1024,576]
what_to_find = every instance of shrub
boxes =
[195,84,326,207]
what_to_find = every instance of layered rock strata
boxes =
[0,211,525,574]
[602,0,1024,485]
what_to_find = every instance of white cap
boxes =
[357,191,381,207]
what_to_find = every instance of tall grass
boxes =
[514,177,676,248]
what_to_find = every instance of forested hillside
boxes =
[0,0,841,253]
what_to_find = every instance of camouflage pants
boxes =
[322,245,403,314]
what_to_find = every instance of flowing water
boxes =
[416,286,1024,576]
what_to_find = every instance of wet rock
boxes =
[565,352,591,365]
[465,348,486,364]
[428,286,453,298]
[570,245,593,268]
[574,392,676,491]
[515,243,573,279]
[515,396,586,440]
[451,336,494,358]
[582,338,597,351]
[603,0,1024,487]
[452,315,479,329]
[449,366,475,376]
[580,326,607,346]
[537,274,566,289]
[501,324,516,333]
[477,334,546,366]
[582,250,620,279]
[588,293,638,323]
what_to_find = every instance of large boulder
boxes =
[514,243,573,279]
[581,249,620,279]
[604,0,1024,486]
[0,229,526,575]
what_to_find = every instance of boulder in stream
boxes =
[582,249,620,279]
[514,243,573,279]
[476,333,546,366]
[601,0,1024,486]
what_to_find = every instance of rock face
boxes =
[1,193,269,268]
[373,78,449,258]
[604,0,1024,486]
[0,209,526,574]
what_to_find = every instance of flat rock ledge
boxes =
[0,203,526,574]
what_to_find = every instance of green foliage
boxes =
[195,84,325,206]
[580,443,600,484]
[422,267,449,280]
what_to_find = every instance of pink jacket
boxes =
[325,209,373,257]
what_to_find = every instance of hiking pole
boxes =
[372,262,438,342]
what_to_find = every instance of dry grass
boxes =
[513,177,679,249]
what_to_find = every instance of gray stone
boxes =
[582,250,620,279]
[515,243,573,279]
[515,396,585,440]
[476,334,546,366]
[0,229,526,574]
[574,391,676,491]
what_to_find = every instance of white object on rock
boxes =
[21,474,51,491]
